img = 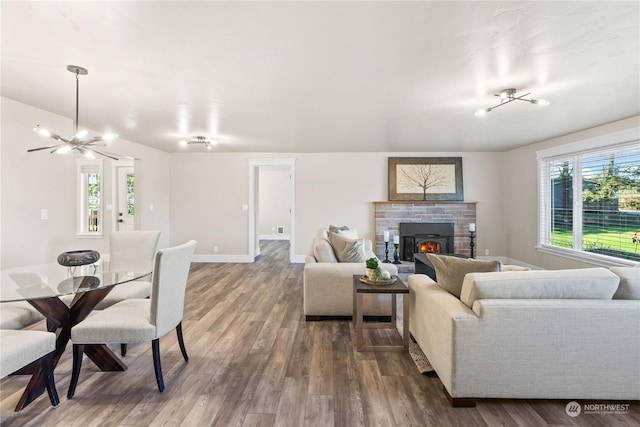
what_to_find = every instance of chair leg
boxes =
[176,322,189,362]
[121,343,127,357]
[151,339,165,392]
[41,351,59,407]
[67,344,84,399]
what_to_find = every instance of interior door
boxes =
[117,166,135,231]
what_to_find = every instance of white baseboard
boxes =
[259,234,291,241]
[192,254,254,263]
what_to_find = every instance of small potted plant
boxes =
[365,257,382,281]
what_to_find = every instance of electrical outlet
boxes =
[213,246,219,253]
[40,209,48,220]
[485,249,490,256]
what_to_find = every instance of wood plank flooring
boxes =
[1,240,638,426]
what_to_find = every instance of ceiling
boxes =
[2,1,638,154]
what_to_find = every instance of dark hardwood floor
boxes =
[1,240,638,426]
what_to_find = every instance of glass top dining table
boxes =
[0,261,150,303]
[0,261,151,411]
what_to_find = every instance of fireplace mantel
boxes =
[373,201,477,258]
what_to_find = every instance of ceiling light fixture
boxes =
[28,65,119,160]
[178,136,216,150]
[475,88,549,117]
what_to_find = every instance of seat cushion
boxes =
[0,330,55,378]
[71,299,156,344]
[93,280,152,310]
[0,301,45,330]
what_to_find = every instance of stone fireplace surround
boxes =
[373,201,477,259]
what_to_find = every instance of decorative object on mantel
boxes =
[29,65,119,160]
[393,235,401,264]
[469,223,476,258]
[382,231,391,263]
[388,157,463,201]
[475,88,549,116]
[57,250,100,275]
[178,136,217,150]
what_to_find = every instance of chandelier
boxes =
[179,136,216,150]
[475,88,549,116]
[29,65,118,160]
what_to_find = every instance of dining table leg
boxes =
[15,286,127,411]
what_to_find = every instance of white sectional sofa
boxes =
[303,228,398,319]
[409,266,640,406]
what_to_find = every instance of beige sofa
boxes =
[304,229,398,319]
[409,267,640,406]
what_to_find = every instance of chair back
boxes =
[109,231,161,272]
[150,240,197,336]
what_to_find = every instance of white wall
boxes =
[258,167,291,238]
[0,97,171,268]
[503,115,640,270]
[170,151,505,261]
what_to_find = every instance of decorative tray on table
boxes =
[359,275,397,286]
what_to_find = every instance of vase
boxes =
[366,268,379,280]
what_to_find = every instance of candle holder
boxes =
[392,243,401,264]
[470,231,476,259]
[382,241,391,263]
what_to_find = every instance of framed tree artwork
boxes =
[388,157,464,201]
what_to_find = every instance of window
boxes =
[77,159,103,237]
[538,128,640,266]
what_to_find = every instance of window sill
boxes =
[536,244,638,268]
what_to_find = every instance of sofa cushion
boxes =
[336,228,359,240]
[609,267,640,300]
[312,236,338,263]
[426,254,501,298]
[460,268,620,308]
[327,232,366,263]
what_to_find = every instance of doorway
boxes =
[248,159,296,263]
[112,160,135,231]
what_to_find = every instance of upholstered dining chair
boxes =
[67,240,196,398]
[94,230,161,310]
[0,301,45,330]
[93,230,160,356]
[0,330,60,409]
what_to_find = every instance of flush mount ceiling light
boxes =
[29,65,119,160]
[179,136,216,150]
[475,88,549,117]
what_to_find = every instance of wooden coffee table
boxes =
[352,275,409,352]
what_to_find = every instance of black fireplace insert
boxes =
[399,222,455,261]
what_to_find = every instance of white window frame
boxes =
[536,127,640,267]
[76,158,104,238]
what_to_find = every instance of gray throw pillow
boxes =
[313,237,338,263]
[329,225,350,233]
[426,254,501,298]
[327,232,366,263]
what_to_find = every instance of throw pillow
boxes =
[327,232,366,263]
[312,237,338,263]
[329,225,350,233]
[426,254,501,298]
[336,228,359,240]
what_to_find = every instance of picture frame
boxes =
[388,157,463,201]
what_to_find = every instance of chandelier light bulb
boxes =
[179,140,188,147]
[475,108,490,117]
[75,129,89,139]
[34,126,52,137]
[102,133,118,141]
[533,99,550,106]
[56,145,72,154]
[84,150,96,159]
[206,143,212,150]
